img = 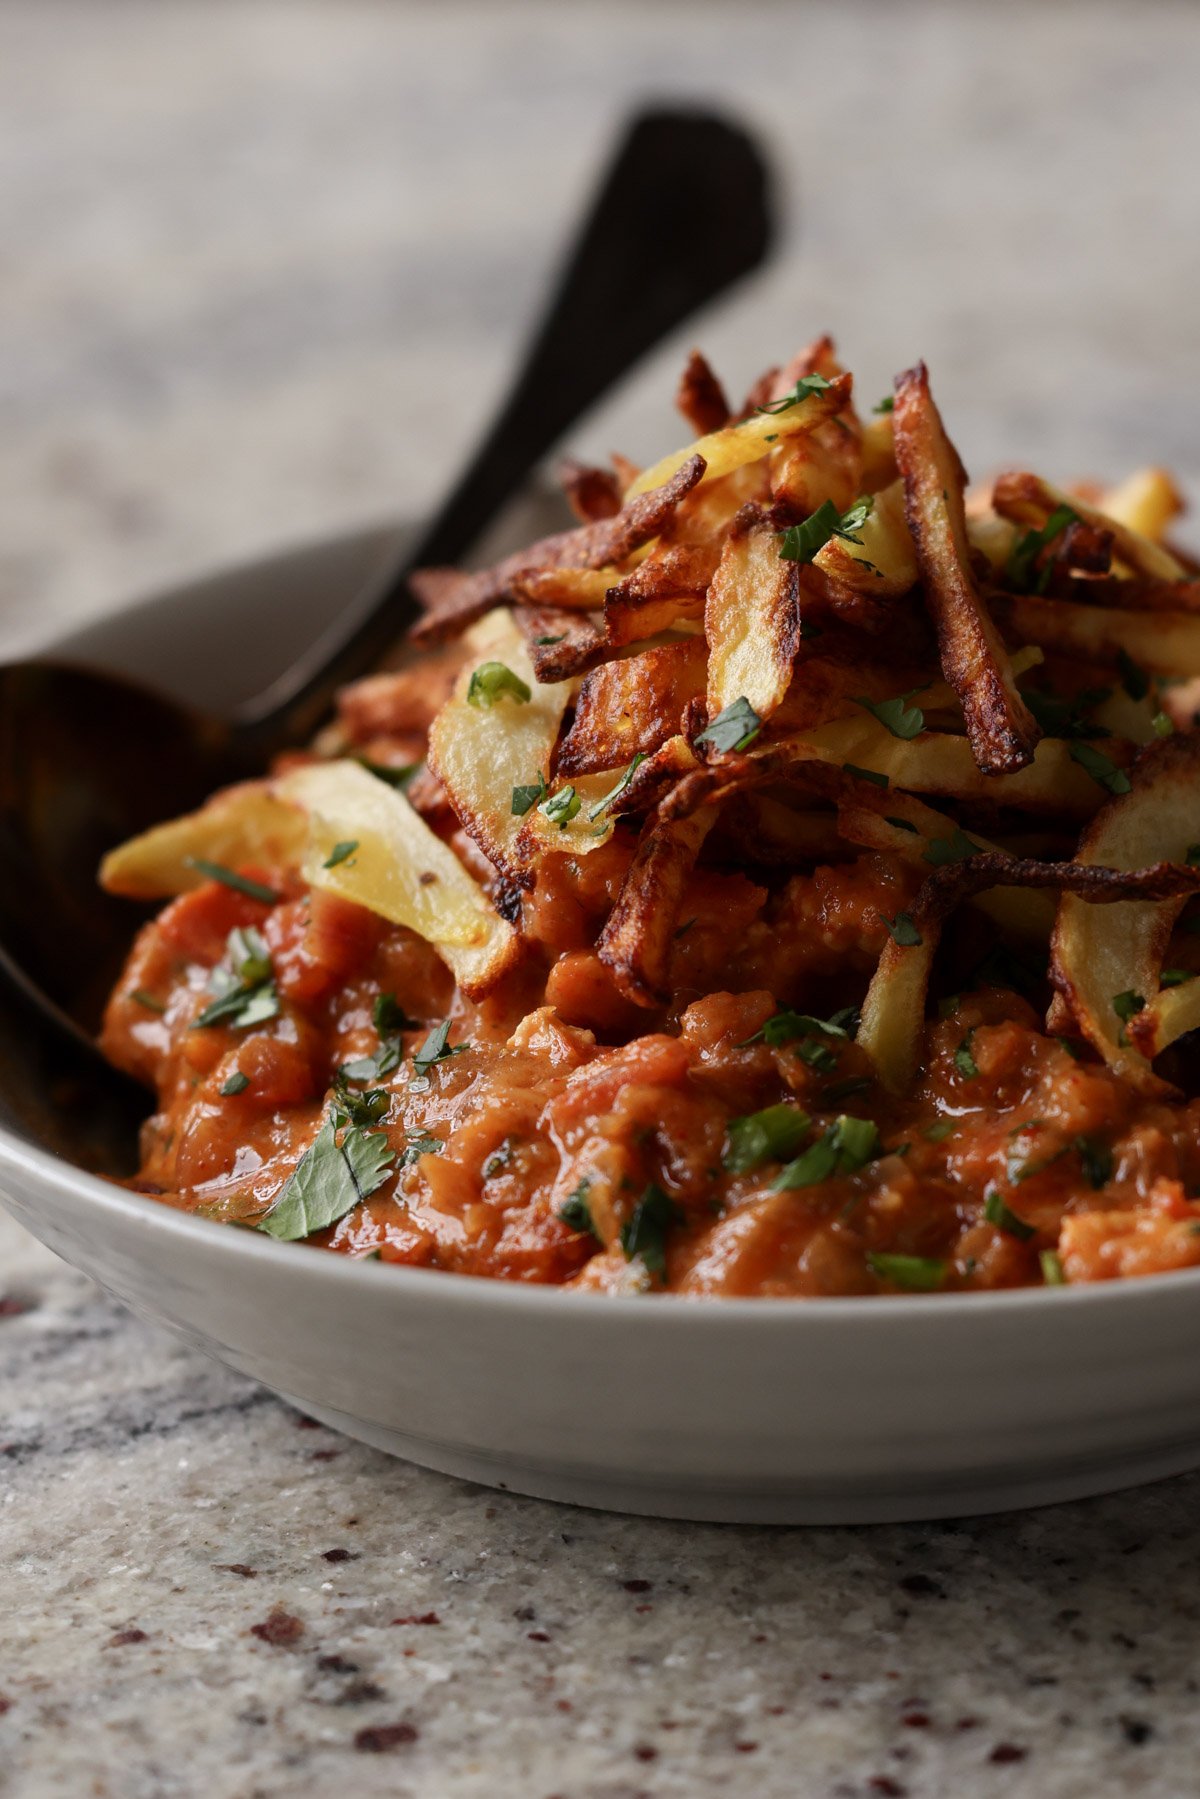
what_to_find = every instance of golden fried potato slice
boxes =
[557,638,707,777]
[1051,736,1200,1089]
[993,470,1185,581]
[705,524,801,724]
[626,373,854,499]
[992,591,1200,677]
[812,478,917,598]
[893,362,1040,775]
[1100,467,1184,543]
[426,608,574,884]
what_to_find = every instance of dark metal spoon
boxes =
[0,106,775,1066]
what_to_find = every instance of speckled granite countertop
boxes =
[3,3,1200,1794]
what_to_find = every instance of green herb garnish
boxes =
[885,816,920,834]
[723,1104,812,1174]
[192,926,280,1031]
[258,1111,394,1241]
[1076,1135,1113,1189]
[1117,648,1150,702]
[1112,990,1146,1023]
[755,372,833,415]
[879,911,922,947]
[1161,968,1196,988]
[131,989,165,1014]
[953,1031,979,1079]
[1070,741,1132,796]
[587,753,647,821]
[220,1070,250,1096]
[1039,1249,1067,1285]
[855,686,927,740]
[399,1129,443,1167]
[924,828,982,868]
[779,496,874,566]
[359,759,420,791]
[412,1018,465,1077]
[924,1118,957,1142]
[1005,503,1078,594]
[538,785,582,829]
[844,763,889,788]
[983,1190,1036,1241]
[1153,711,1175,738]
[867,1252,946,1291]
[695,696,762,754]
[773,1115,880,1190]
[619,1182,682,1279]
[467,661,532,708]
[873,395,895,415]
[323,840,358,869]
[512,773,549,816]
[559,1180,601,1240]
[183,858,278,904]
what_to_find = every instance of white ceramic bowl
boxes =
[6,520,1200,1525]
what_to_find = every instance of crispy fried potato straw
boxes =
[992,470,1186,582]
[1051,737,1200,1088]
[557,638,707,777]
[860,850,1200,1093]
[597,804,718,1006]
[992,590,1200,676]
[626,374,853,500]
[676,349,731,436]
[411,453,707,641]
[893,363,1040,775]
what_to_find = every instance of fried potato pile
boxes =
[103,338,1200,1097]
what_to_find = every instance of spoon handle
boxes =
[240,106,775,748]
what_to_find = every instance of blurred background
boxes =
[2,0,1197,653]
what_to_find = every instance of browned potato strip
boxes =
[813,479,917,598]
[557,457,621,523]
[627,374,854,500]
[861,852,1200,1093]
[993,591,1200,676]
[705,525,801,723]
[893,362,1040,775]
[597,805,718,1006]
[558,638,707,777]
[510,568,615,611]
[993,470,1186,582]
[412,452,707,642]
[1101,467,1185,543]
[1051,736,1200,1089]
[676,349,731,436]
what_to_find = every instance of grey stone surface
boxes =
[2,2,1200,1794]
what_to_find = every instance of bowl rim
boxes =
[9,523,1200,1326]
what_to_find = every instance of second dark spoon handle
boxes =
[238,106,774,752]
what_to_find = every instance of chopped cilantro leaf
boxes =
[559,1180,600,1240]
[412,1018,466,1077]
[323,840,358,869]
[535,633,566,646]
[983,1189,1036,1241]
[619,1182,682,1280]
[755,372,833,415]
[723,1104,811,1174]
[259,1111,394,1241]
[587,753,647,821]
[953,1031,979,1079]
[131,989,165,1014]
[885,816,920,834]
[844,763,889,788]
[855,687,927,740]
[695,696,762,754]
[1161,967,1196,988]
[879,910,922,947]
[1040,1249,1067,1285]
[192,926,279,1031]
[512,772,548,816]
[466,661,531,708]
[1153,710,1175,738]
[1117,648,1150,702]
[1076,1135,1113,1189]
[779,496,874,566]
[220,1070,250,1096]
[745,1008,856,1050]
[924,827,982,868]
[924,1118,957,1142]
[1021,684,1111,741]
[399,1129,443,1167]
[1070,741,1132,796]
[1112,989,1146,1023]
[539,785,582,829]
[873,395,895,414]
[183,858,278,904]
[374,992,417,1037]
[358,758,420,790]
[867,1252,946,1291]
[1005,503,1078,594]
